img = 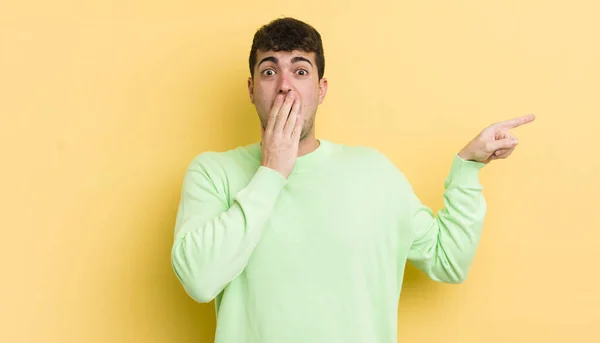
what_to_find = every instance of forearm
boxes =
[407,154,487,283]
[171,166,286,302]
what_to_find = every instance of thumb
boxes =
[490,137,518,151]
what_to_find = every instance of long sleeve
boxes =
[405,154,487,284]
[171,153,287,303]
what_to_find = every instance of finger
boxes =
[495,131,515,143]
[493,148,514,159]
[274,91,295,132]
[494,132,516,153]
[497,113,536,129]
[488,136,518,152]
[494,146,514,157]
[266,94,285,133]
[284,98,301,137]
[291,110,304,141]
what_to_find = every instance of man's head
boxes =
[248,17,328,141]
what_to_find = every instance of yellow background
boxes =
[2,0,599,342]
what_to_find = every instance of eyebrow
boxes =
[257,56,313,68]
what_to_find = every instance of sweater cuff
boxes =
[234,166,288,211]
[445,154,486,188]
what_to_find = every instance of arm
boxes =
[172,89,305,303]
[405,154,487,284]
[171,154,287,303]
[406,113,535,283]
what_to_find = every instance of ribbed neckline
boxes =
[245,139,333,174]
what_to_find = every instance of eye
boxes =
[296,69,308,76]
[262,69,276,76]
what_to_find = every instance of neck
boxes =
[258,128,320,157]
[298,129,320,157]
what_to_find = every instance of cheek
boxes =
[298,85,318,103]
[264,94,277,108]
[304,89,320,108]
[254,85,273,103]
[255,89,272,109]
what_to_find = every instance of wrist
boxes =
[457,149,473,161]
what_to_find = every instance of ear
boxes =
[318,77,328,104]
[247,77,255,104]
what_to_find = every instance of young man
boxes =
[171,17,535,343]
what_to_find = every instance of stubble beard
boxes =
[258,110,316,142]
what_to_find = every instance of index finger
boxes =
[265,94,285,133]
[497,113,536,129]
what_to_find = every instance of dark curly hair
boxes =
[249,17,325,80]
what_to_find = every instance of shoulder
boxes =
[331,141,400,169]
[325,141,417,198]
[328,140,410,180]
[185,142,260,178]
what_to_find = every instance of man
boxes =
[171,17,535,343]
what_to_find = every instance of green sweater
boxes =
[171,139,486,343]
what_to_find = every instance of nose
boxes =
[277,72,293,94]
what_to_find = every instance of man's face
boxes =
[248,49,327,140]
